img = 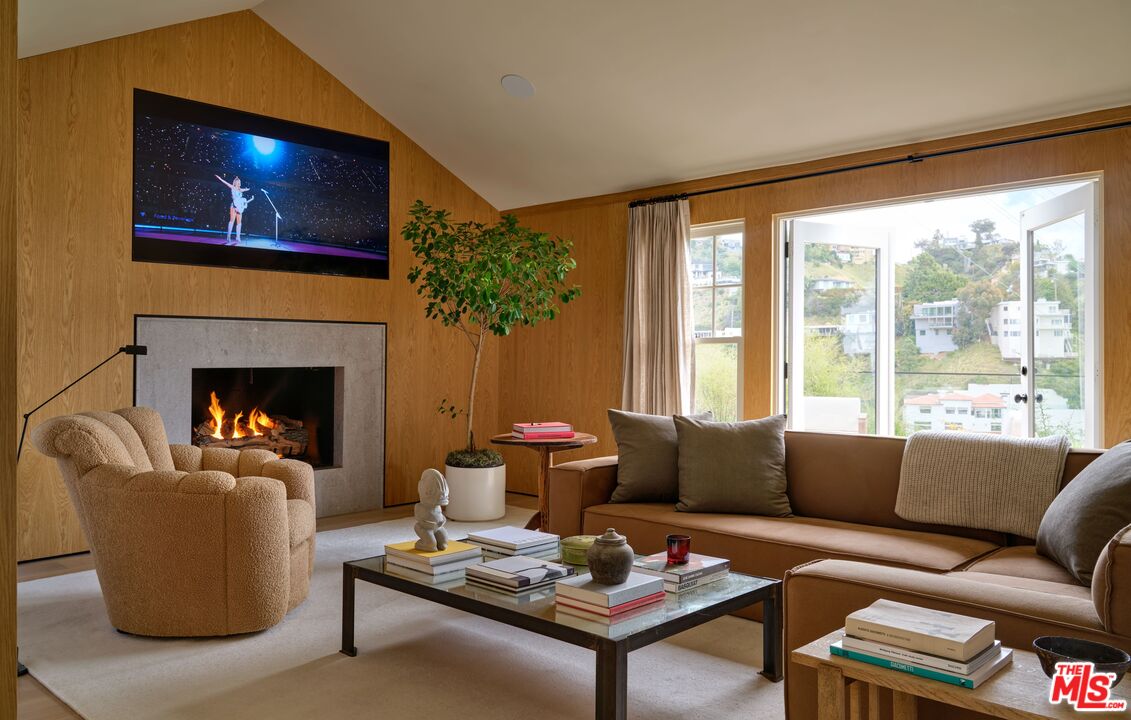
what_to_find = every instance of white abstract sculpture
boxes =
[414,468,450,552]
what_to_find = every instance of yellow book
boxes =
[384,539,482,566]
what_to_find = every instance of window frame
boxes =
[690,220,745,420]
[772,173,1103,444]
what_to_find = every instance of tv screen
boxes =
[132,89,390,279]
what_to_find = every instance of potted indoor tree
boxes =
[403,200,581,520]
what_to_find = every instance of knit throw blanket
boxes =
[895,431,1071,538]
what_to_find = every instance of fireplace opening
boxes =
[190,367,341,468]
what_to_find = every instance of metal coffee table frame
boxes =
[341,556,782,720]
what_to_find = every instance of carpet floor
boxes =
[18,506,784,719]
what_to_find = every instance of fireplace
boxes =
[191,367,341,468]
[135,315,386,517]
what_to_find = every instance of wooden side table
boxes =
[490,432,597,531]
[791,629,1125,720]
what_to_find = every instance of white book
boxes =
[385,554,482,575]
[845,599,995,662]
[555,572,664,608]
[467,526,560,551]
[483,547,560,562]
[466,556,574,588]
[385,562,465,586]
[464,576,557,596]
[663,572,727,594]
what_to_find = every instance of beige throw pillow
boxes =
[674,414,791,516]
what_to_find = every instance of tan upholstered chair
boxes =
[31,407,315,637]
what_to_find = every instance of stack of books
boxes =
[554,572,665,626]
[832,599,1013,688]
[384,540,483,585]
[631,551,729,593]
[466,526,561,561]
[465,555,575,596]
[512,422,575,440]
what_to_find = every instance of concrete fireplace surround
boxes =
[134,315,385,516]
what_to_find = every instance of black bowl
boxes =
[1033,636,1131,685]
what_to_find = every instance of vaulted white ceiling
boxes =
[17,0,259,59]
[19,0,1131,210]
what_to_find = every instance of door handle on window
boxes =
[1035,393,1044,403]
[1014,393,1028,404]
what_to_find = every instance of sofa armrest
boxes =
[170,444,203,472]
[784,559,1118,720]
[546,456,618,538]
[1093,524,1131,635]
[261,458,316,510]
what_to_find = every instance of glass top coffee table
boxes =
[341,554,782,720]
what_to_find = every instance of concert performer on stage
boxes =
[215,174,255,245]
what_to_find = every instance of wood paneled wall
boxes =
[16,11,501,561]
[500,106,1131,490]
[2,0,19,703]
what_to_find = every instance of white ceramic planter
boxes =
[444,464,506,521]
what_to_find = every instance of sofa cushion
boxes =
[782,431,1010,545]
[286,499,316,549]
[674,414,791,516]
[1038,440,1131,584]
[962,545,1082,586]
[607,409,711,503]
[583,503,998,579]
[783,559,1111,720]
[946,571,1092,602]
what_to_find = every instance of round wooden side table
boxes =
[490,432,597,531]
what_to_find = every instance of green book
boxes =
[830,640,1012,689]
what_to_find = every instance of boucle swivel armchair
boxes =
[31,407,315,636]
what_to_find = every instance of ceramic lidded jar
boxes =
[586,528,634,585]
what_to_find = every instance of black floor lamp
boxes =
[14,343,148,677]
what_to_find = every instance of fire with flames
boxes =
[206,391,277,440]
[195,391,307,457]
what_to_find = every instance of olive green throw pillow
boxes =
[674,414,792,516]
[608,409,712,503]
[1037,440,1131,585]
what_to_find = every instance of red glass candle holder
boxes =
[666,534,691,565]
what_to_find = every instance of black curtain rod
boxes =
[627,118,1131,208]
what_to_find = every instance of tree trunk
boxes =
[466,333,485,451]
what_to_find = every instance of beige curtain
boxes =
[621,198,693,415]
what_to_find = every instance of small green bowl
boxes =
[560,535,597,566]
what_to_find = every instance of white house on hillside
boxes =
[903,390,1006,434]
[810,277,855,291]
[986,299,1074,360]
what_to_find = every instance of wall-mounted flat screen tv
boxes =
[133,89,390,279]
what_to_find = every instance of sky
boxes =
[797,179,1092,264]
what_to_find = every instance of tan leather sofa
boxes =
[32,407,316,637]
[546,430,1116,720]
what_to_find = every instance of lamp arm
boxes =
[16,347,128,462]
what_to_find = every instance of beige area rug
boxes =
[19,506,784,719]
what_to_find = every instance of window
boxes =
[690,221,743,422]
[781,178,1100,446]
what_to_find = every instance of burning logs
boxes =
[193,391,309,457]
[193,414,309,457]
